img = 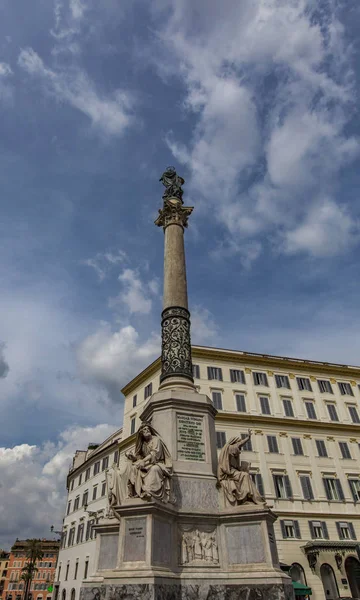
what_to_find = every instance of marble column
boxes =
[155,167,195,390]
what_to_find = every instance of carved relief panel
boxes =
[179,526,219,566]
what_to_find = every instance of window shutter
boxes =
[335,479,345,501]
[308,521,315,539]
[301,476,313,500]
[323,479,332,500]
[336,522,343,539]
[294,521,301,539]
[207,367,212,380]
[280,520,287,538]
[322,522,329,539]
[284,475,293,500]
[273,475,279,498]
[349,480,359,502]
[230,370,235,383]
[219,368,223,381]
[256,474,265,498]
[349,523,357,540]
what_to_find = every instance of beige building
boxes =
[121,345,360,600]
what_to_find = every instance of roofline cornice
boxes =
[121,346,360,397]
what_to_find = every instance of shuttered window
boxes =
[300,476,314,500]
[309,521,328,539]
[240,433,252,451]
[207,367,223,381]
[297,377,312,391]
[339,442,352,459]
[275,375,290,389]
[260,396,271,415]
[305,402,317,419]
[216,431,226,449]
[323,478,345,501]
[235,394,246,412]
[318,380,333,393]
[349,406,360,424]
[349,479,360,502]
[336,522,356,540]
[283,399,294,417]
[230,369,245,384]
[338,382,354,396]
[292,438,304,456]
[273,475,293,499]
[280,520,301,539]
[193,364,200,379]
[316,439,328,457]
[253,372,268,386]
[212,391,223,410]
[267,435,278,453]
[327,404,339,422]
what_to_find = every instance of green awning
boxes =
[292,581,312,596]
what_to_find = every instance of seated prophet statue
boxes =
[217,429,265,507]
[125,422,175,504]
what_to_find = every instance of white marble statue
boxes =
[105,462,124,513]
[217,430,265,507]
[125,422,175,503]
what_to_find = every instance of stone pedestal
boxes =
[80,389,294,600]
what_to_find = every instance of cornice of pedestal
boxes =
[154,197,194,229]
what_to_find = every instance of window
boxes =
[216,431,226,449]
[212,391,223,410]
[61,531,67,549]
[102,456,109,471]
[144,383,152,399]
[339,442,352,459]
[207,366,223,381]
[336,522,356,540]
[273,475,293,499]
[323,478,345,501]
[275,375,290,389]
[67,501,71,515]
[260,396,271,415]
[241,433,252,451]
[130,417,136,435]
[78,474,82,486]
[327,404,339,422]
[114,450,119,464]
[300,476,314,500]
[76,524,84,544]
[65,565,69,581]
[305,401,317,420]
[132,395,137,408]
[101,481,106,496]
[230,369,245,384]
[85,521,92,541]
[85,468,90,481]
[193,364,200,379]
[70,480,74,491]
[318,379,333,394]
[267,435,279,453]
[57,565,61,580]
[296,377,312,392]
[253,372,268,386]
[93,461,100,476]
[283,399,294,417]
[73,497,80,511]
[338,382,354,396]
[82,491,88,507]
[250,473,265,497]
[280,520,300,539]
[84,560,89,579]
[292,438,304,456]
[316,439,328,457]
[235,394,246,412]
[309,521,328,539]
[68,528,75,546]
[349,406,360,424]
[349,479,360,502]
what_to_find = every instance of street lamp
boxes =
[50,527,62,537]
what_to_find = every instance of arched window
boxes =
[70,588,76,600]
[289,563,307,585]
[345,556,360,598]
[320,563,339,600]
[62,589,66,600]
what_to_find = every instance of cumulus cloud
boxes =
[191,305,218,344]
[18,47,134,137]
[81,249,127,281]
[0,343,10,378]
[153,0,359,262]
[0,424,116,549]
[76,323,160,397]
[0,61,13,104]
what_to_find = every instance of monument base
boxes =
[81,579,294,600]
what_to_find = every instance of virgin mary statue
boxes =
[125,422,175,503]
[217,430,265,507]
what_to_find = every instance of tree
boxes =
[21,540,43,600]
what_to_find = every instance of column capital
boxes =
[155,198,194,230]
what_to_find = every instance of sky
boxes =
[1,0,360,549]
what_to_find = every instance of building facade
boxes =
[54,429,122,600]
[0,551,10,600]
[121,345,360,600]
[3,540,59,600]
